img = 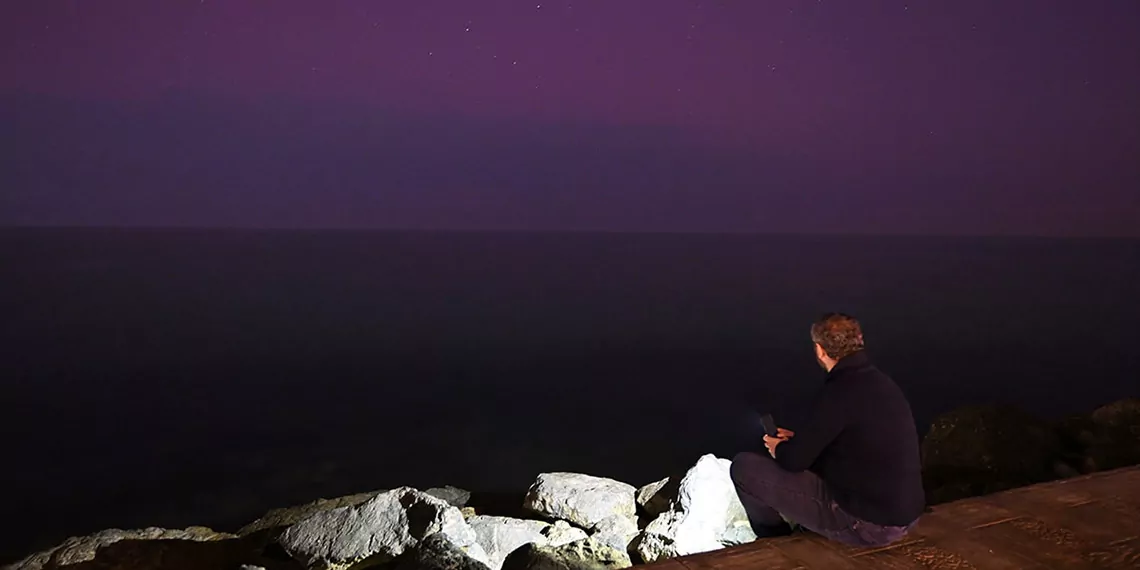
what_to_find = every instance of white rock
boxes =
[238,490,387,536]
[468,516,550,570]
[675,455,755,543]
[637,454,756,562]
[466,516,592,570]
[719,523,760,547]
[522,473,637,529]
[635,477,673,517]
[637,510,722,563]
[591,515,639,554]
[278,486,490,569]
[501,537,631,570]
[395,533,492,570]
[542,520,589,547]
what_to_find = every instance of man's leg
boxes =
[728,457,789,535]
[730,451,858,542]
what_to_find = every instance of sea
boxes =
[1,227,1137,562]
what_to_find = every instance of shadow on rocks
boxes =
[921,403,1072,505]
[1056,398,1140,474]
[14,535,301,570]
[390,534,490,570]
[921,398,1140,505]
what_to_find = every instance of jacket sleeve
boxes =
[774,384,845,472]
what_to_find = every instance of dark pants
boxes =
[730,451,915,547]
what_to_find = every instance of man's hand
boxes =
[763,427,795,458]
[762,435,781,457]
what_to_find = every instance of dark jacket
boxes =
[774,350,926,526]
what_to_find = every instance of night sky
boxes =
[2,1,1138,236]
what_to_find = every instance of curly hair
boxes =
[810,312,865,360]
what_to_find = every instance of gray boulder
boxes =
[467,516,590,570]
[589,516,638,555]
[637,454,755,563]
[637,511,696,563]
[522,473,637,529]
[395,533,492,570]
[5,526,235,570]
[634,478,674,517]
[500,537,631,570]
[278,486,490,570]
[468,516,550,570]
[541,521,589,547]
[718,524,760,547]
[239,490,387,536]
[427,486,473,508]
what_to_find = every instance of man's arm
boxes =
[773,385,845,472]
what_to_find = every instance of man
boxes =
[730,313,925,546]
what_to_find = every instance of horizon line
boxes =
[1,223,1137,241]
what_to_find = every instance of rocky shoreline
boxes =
[7,398,1137,570]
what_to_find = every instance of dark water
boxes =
[1,228,1138,561]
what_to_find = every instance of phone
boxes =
[759,413,778,438]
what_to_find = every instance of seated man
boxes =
[731,313,925,546]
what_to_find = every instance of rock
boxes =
[278,486,489,570]
[1089,398,1140,469]
[638,512,706,563]
[6,526,236,570]
[522,473,637,529]
[589,515,638,555]
[395,533,492,570]
[541,521,589,547]
[921,405,1066,504]
[1058,398,1140,473]
[718,524,758,547]
[500,537,631,570]
[634,478,675,517]
[1057,413,1101,473]
[1052,460,1082,479]
[636,454,755,563]
[428,486,473,508]
[238,490,387,536]
[468,516,550,570]
[466,516,590,570]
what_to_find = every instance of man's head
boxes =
[810,313,865,371]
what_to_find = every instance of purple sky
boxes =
[2,1,1138,235]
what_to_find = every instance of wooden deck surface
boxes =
[647,465,1140,569]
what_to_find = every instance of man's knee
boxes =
[730,451,779,486]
